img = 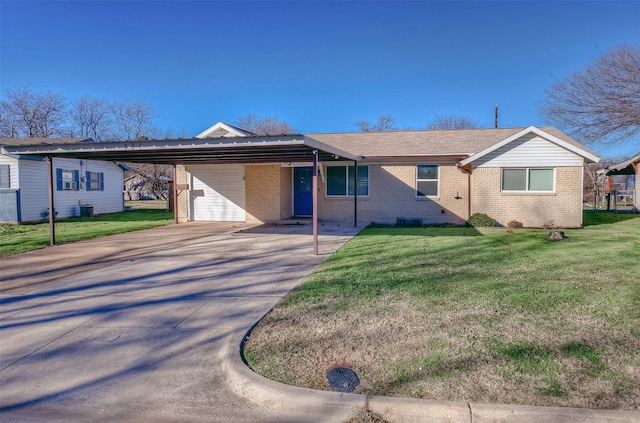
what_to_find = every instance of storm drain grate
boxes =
[326,367,359,393]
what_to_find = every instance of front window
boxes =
[416,164,439,197]
[502,168,554,192]
[326,165,369,196]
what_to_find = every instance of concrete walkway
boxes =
[1,223,638,423]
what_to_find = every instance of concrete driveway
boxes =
[3,223,638,423]
[0,222,364,422]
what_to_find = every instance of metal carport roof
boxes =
[0,135,361,164]
[1,135,362,255]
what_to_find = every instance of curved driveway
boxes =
[1,222,364,422]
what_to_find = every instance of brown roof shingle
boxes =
[306,126,596,158]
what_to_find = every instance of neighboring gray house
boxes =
[0,138,128,223]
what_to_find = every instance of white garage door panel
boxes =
[189,165,245,222]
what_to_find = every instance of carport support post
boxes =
[48,157,56,246]
[313,150,319,255]
[173,164,179,224]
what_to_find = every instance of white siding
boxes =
[13,157,124,222]
[187,165,245,222]
[0,154,19,188]
[17,159,51,222]
[474,134,585,168]
[77,159,125,215]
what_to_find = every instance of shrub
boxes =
[507,220,523,228]
[466,213,496,227]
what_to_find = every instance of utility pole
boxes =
[494,105,499,128]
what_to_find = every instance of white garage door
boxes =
[188,165,245,222]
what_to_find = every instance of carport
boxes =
[2,135,362,255]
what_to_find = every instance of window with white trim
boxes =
[86,171,104,191]
[326,165,369,197]
[56,169,79,191]
[502,168,554,192]
[416,164,439,197]
[0,165,9,189]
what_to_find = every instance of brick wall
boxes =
[316,162,469,225]
[245,164,282,223]
[471,166,583,228]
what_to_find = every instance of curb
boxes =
[222,331,365,423]
[468,402,639,423]
[225,330,640,423]
[368,396,640,423]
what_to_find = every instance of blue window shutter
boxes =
[99,173,104,191]
[73,170,80,191]
[56,168,63,191]
[86,171,91,190]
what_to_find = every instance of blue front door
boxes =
[293,167,313,216]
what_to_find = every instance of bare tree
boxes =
[112,99,156,140]
[0,88,68,137]
[69,96,113,141]
[161,127,190,139]
[124,163,172,200]
[428,114,479,130]
[236,113,295,135]
[0,90,176,142]
[0,106,13,137]
[355,115,397,132]
[540,44,640,146]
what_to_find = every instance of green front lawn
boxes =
[0,208,173,257]
[244,212,640,410]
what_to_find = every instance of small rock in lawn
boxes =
[547,230,567,241]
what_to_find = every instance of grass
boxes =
[243,212,640,410]
[0,201,173,256]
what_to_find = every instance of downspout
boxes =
[467,172,471,219]
[48,157,56,246]
[312,150,319,255]
[456,162,473,220]
[354,161,358,227]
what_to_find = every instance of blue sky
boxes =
[1,1,638,159]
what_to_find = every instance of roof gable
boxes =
[459,126,600,165]
[196,122,255,139]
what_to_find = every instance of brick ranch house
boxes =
[176,123,600,228]
[1,124,600,231]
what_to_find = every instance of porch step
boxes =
[275,218,313,226]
